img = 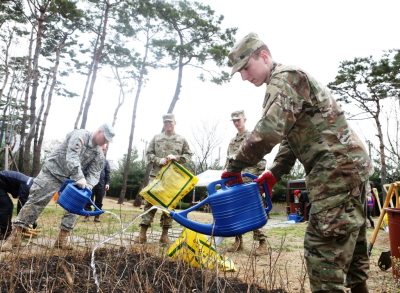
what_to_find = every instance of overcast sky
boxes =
[43,0,400,171]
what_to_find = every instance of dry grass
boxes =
[0,198,399,292]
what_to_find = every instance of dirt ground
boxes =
[98,198,397,293]
[3,197,398,292]
[1,247,284,293]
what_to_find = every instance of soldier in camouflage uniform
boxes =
[225,110,268,256]
[1,123,115,252]
[222,32,373,293]
[135,113,193,245]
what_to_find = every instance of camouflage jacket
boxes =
[147,132,193,177]
[227,63,373,211]
[225,130,266,181]
[43,129,104,189]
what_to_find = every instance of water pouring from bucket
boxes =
[169,173,273,237]
[57,179,104,216]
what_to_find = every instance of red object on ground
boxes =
[386,207,400,277]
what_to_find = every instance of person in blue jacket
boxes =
[0,171,34,239]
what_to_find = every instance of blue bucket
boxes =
[170,173,273,236]
[288,213,303,223]
[57,180,104,216]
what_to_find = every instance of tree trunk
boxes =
[23,7,46,175]
[32,33,68,176]
[375,114,387,198]
[32,70,50,176]
[118,26,150,204]
[166,55,184,114]
[111,68,125,127]
[133,162,152,207]
[80,1,110,129]
[107,67,126,155]
[0,27,12,103]
[74,61,94,129]
[74,16,102,129]
[117,76,143,203]
[0,85,12,148]
[18,26,34,174]
[165,28,186,115]
[0,81,18,170]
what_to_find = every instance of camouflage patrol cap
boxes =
[100,123,115,143]
[162,113,175,122]
[228,32,265,76]
[231,110,245,120]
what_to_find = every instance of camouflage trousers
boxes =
[139,200,173,228]
[13,169,79,232]
[252,229,266,241]
[304,181,369,293]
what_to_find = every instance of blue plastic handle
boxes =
[170,172,273,236]
[58,179,104,216]
[207,176,237,194]
[242,172,273,214]
[170,176,238,220]
[206,173,273,214]
[85,198,104,216]
[58,179,75,194]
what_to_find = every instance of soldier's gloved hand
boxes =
[75,178,87,189]
[159,158,168,166]
[167,154,177,161]
[105,184,109,191]
[254,170,277,198]
[221,171,243,185]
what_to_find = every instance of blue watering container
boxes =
[170,173,273,237]
[57,179,104,216]
[288,213,303,223]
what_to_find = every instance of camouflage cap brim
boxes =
[162,113,175,122]
[100,123,115,143]
[231,110,245,120]
[104,132,114,143]
[230,57,249,76]
[228,32,265,76]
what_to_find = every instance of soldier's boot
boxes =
[159,227,172,244]
[134,226,148,243]
[54,229,73,250]
[1,226,23,252]
[226,235,243,252]
[252,239,269,256]
[83,215,90,222]
[94,215,101,222]
[350,281,369,293]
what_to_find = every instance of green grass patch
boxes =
[267,223,307,238]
